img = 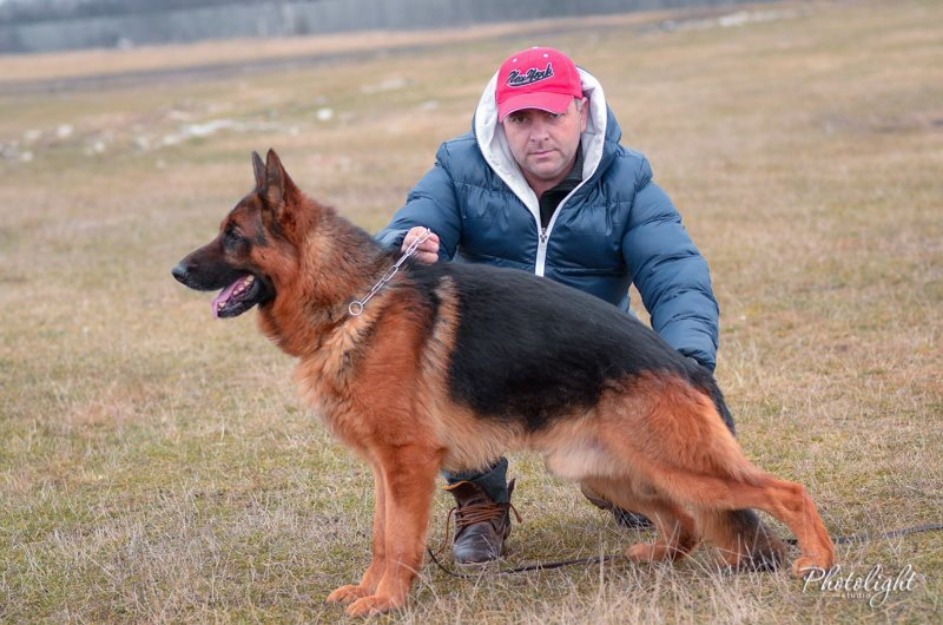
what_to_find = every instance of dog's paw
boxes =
[625,542,669,562]
[792,556,833,579]
[345,593,403,617]
[326,584,369,605]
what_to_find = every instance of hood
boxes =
[473,66,619,214]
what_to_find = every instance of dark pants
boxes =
[444,458,509,503]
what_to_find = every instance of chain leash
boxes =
[348,228,432,317]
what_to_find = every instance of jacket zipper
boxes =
[535,226,550,276]
[534,190,575,277]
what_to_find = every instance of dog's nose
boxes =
[171,262,189,284]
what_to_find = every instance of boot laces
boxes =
[432,500,522,558]
[451,500,519,530]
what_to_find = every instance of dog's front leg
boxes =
[326,464,388,605]
[344,447,440,617]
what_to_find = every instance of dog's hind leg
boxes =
[596,380,834,576]
[640,460,834,576]
[581,476,701,564]
[711,474,834,576]
[697,508,788,572]
[344,445,441,618]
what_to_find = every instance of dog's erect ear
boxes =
[262,149,296,209]
[255,149,306,239]
[251,151,266,190]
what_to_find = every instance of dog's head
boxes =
[171,149,303,318]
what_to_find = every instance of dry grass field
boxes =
[1,0,941,623]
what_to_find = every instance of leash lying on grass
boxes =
[426,522,943,579]
[788,522,943,546]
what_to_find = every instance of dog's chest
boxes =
[291,327,374,446]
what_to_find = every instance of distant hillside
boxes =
[0,0,768,54]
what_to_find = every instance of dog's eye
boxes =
[224,226,245,249]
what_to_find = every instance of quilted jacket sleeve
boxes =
[375,142,463,260]
[621,159,720,371]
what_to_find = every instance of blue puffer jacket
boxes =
[377,67,720,370]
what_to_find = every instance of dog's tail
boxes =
[683,359,736,436]
[710,383,736,436]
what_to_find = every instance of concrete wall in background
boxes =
[0,0,767,54]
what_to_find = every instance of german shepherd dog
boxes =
[172,150,835,616]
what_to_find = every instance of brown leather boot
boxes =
[445,479,517,564]
[580,483,653,529]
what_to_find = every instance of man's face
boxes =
[501,97,588,195]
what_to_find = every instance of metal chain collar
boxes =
[348,228,432,317]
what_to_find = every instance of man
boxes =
[376,47,725,564]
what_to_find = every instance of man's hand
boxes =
[403,226,440,264]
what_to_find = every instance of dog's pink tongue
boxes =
[211,280,241,318]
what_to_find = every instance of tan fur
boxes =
[178,151,835,617]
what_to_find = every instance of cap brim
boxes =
[497,92,574,122]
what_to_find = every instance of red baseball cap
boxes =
[495,47,583,122]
